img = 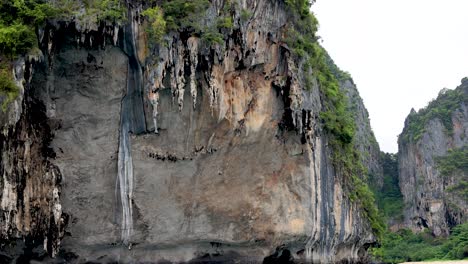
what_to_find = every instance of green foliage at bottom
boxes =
[373,153,404,221]
[350,174,386,239]
[371,223,468,263]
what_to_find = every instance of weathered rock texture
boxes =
[337,72,383,187]
[398,79,468,236]
[0,56,64,262]
[0,0,381,263]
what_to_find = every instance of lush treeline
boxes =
[0,0,126,110]
[0,0,126,57]
[143,0,210,44]
[0,0,55,56]
[372,107,467,263]
[372,223,468,263]
[143,0,239,45]
[0,0,52,109]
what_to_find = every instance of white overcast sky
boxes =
[313,0,468,153]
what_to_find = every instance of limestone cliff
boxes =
[0,0,382,263]
[398,79,468,236]
[326,58,383,187]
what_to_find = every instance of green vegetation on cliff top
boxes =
[0,0,51,108]
[0,0,52,57]
[0,0,126,56]
[0,0,126,109]
[62,0,126,26]
[143,0,231,45]
[401,85,468,143]
[142,6,166,44]
[161,0,210,31]
[143,0,211,45]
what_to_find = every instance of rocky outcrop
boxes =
[0,56,64,261]
[398,79,468,236]
[0,0,381,263]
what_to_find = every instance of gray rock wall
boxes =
[326,56,383,188]
[341,78,383,187]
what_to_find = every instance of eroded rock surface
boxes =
[0,0,381,263]
[0,56,64,261]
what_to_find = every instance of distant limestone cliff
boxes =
[398,79,468,236]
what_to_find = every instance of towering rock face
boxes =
[398,79,468,236]
[336,73,383,187]
[325,57,383,188]
[0,0,381,263]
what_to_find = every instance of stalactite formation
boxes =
[0,1,388,263]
